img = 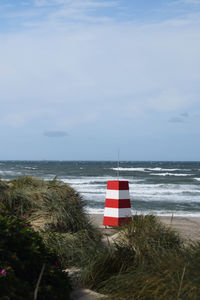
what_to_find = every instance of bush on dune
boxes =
[0,213,71,300]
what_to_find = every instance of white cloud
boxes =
[2,113,32,128]
[0,3,200,132]
[0,0,121,31]
[148,89,193,112]
[33,0,120,8]
[176,0,200,4]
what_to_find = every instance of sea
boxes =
[0,161,200,217]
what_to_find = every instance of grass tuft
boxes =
[79,215,200,300]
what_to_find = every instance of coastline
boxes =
[88,214,200,241]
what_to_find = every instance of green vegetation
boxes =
[0,212,71,300]
[1,176,200,299]
[0,176,94,233]
[79,215,200,299]
[0,176,99,299]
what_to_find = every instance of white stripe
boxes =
[106,190,130,200]
[104,207,132,218]
[119,208,132,218]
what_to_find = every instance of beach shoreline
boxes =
[88,214,200,241]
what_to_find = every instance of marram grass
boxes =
[1,177,200,299]
[0,176,101,269]
[0,176,94,233]
[80,215,200,300]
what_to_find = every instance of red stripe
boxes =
[103,216,132,227]
[107,181,129,190]
[105,199,131,208]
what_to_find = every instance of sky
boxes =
[0,0,200,161]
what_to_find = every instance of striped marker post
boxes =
[103,181,132,227]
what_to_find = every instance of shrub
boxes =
[0,213,71,300]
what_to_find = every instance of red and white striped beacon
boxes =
[103,180,132,227]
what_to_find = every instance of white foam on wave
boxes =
[0,170,22,176]
[130,183,200,193]
[83,192,200,203]
[61,177,114,185]
[112,167,146,172]
[74,185,105,193]
[131,183,200,201]
[112,167,191,172]
[83,193,106,202]
[61,177,143,185]
[194,178,200,182]
[147,168,189,172]
[86,208,105,214]
[150,173,192,177]
[132,194,200,202]
[24,167,37,170]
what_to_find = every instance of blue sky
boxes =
[0,0,200,160]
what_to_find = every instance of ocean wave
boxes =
[147,168,189,171]
[150,173,192,177]
[131,183,200,192]
[24,167,37,170]
[86,208,105,214]
[82,193,106,202]
[82,193,200,203]
[111,167,190,172]
[131,194,200,202]
[112,167,146,172]
[74,186,106,193]
[0,170,22,176]
[61,177,111,185]
[64,181,200,202]
[131,184,200,199]
[86,208,200,217]
[194,178,200,182]
[81,193,200,204]
[61,177,143,185]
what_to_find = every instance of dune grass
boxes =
[0,176,95,233]
[79,215,200,300]
[1,177,200,299]
[0,176,101,270]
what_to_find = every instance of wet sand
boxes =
[88,214,200,241]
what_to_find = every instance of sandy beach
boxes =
[89,214,200,241]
